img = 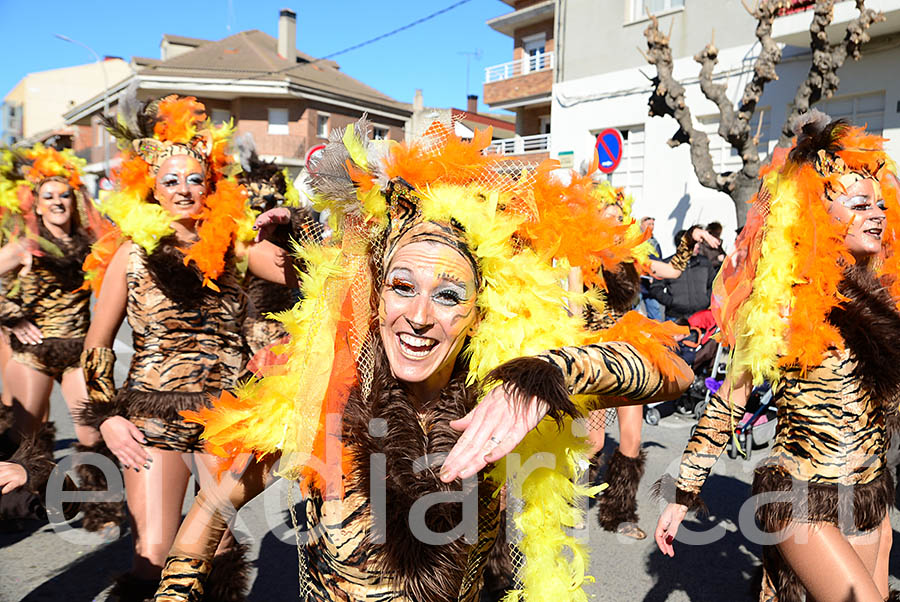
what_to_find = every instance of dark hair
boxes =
[706,221,723,239]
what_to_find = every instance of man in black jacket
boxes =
[650,228,716,322]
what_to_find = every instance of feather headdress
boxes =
[186,118,686,601]
[84,92,254,293]
[713,110,899,385]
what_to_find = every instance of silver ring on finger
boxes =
[488,435,502,446]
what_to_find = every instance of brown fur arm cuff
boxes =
[0,295,25,327]
[650,473,708,514]
[484,357,579,424]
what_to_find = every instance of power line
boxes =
[142,0,475,82]
[322,0,474,60]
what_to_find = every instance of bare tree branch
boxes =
[644,14,725,193]
[778,0,885,145]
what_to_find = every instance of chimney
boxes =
[466,94,478,114]
[413,89,424,112]
[278,9,297,63]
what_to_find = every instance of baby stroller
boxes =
[644,310,720,425]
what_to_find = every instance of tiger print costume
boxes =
[81,242,247,452]
[1,230,91,380]
[666,266,900,602]
[298,339,667,602]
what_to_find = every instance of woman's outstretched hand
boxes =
[253,207,291,243]
[655,502,688,557]
[440,385,548,483]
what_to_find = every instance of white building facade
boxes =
[551,0,900,255]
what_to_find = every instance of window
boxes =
[539,115,551,135]
[698,109,772,172]
[607,126,645,204]
[630,0,684,21]
[268,108,289,135]
[316,113,330,138]
[372,125,389,140]
[522,33,549,72]
[819,91,885,135]
[211,109,231,125]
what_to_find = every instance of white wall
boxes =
[551,37,900,256]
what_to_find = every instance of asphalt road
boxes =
[3,346,900,601]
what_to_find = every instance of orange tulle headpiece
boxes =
[85,94,253,292]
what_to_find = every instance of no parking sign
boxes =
[595,128,624,174]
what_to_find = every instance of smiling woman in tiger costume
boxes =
[77,93,297,601]
[655,111,900,602]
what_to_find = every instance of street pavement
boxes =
[3,347,900,601]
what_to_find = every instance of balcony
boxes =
[772,0,900,46]
[487,0,555,37]
[485,52,554,83]
[483,52,554,108]
[486,133,551,155]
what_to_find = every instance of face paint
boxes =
[828,177,886,260]
[154,154,207,220]
[36,180,74,231]
[378,240,479,400]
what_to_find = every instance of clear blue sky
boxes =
[0,0,513,113]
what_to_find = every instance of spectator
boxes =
[696,221,725,272]
[639,216,664,320]
[650,227,716,322]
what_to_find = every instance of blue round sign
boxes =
[595,128,624,174]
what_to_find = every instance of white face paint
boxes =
[154,154,207,221]
[828,177,887,260]
[36,180,74,231]
[378,241,478,400]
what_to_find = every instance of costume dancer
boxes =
[153,120,693,601]
[655,112,900,602]
[79,94,295,601]
[0,145,102,444]
[572,182,709,540]
[234,136,317,365]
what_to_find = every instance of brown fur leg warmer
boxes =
[886,590,900,601]
[73,441,126,532]
[596,449,646,531]
[109,572,159,602]
[206,543,251,602]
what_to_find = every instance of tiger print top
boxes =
[300,340,665,602]
[123,246,247,394]
[676,346,887,499]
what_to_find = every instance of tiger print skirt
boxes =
[115,389,215,453]
[10,336,84,381]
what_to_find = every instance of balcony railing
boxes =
[484,51,555,84]
[486,133,551,155]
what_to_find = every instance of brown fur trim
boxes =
[142,236,218,308]
[752,465,893,533]
[596,449,646,530]
[0,403,13,437]
[109,572,159,602]
[601,262,640,314]
[9,337,82,373]
[887,590,900,601]
[828,266,900,408]
[484,356,579,425]
[9,423,56,493]
[34,221,92,291]
[343,344,481,602]
[650,473,708,514]
[761,545,805,602]
[73,441,126,532]
[78,389,213,429]
[244,275,295,318]
[206,543,251,602]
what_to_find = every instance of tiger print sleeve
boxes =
[668,233,693,272]
[657,392,742,510]
[487,341,672,423]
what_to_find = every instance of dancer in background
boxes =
[79,94,295,601]
[656,112,900,601]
